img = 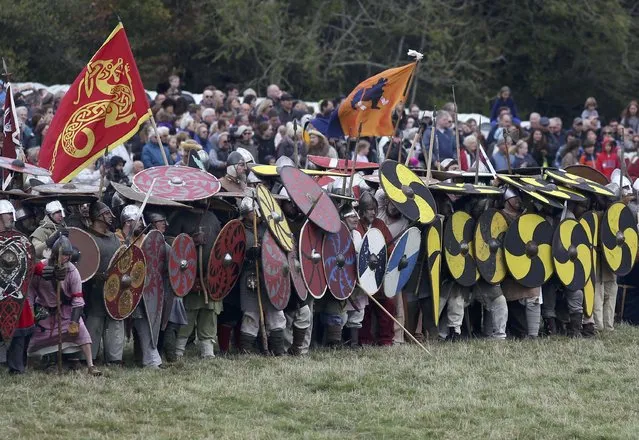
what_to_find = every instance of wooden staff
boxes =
[348,122,364,194]
[396,57,421,165]
[474,116,482,184]
[503,127,513,175]
[252,201,268,352]
[150,115,170,166]
[426,108,437,182]
[55,246,63,374]
[366,293,431,355]
[128,178,157,243]
[293,120,299,168]
[619,127,625,201]
[451,84,462,164]
[97,146,109,202]
[404,126,424,167]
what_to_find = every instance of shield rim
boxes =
[206,219,246,301]
[67,227,100,282]
[299,220,327,299]
[133,165,221,202]
[168,233,197,297]
[103,244,146,320]
[261,229,291,310]
[357,227,387,296]
[322,221,357,300]
[474,209,508,285]
[383,226,422,298]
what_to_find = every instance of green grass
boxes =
[3,326,639,439]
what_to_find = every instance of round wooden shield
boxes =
[168,233,197,297]
[299,220,327,299]
[428,182,503,196]
[33,183,99,194]
[262,229,291,310]
[307,155,380,171]
[579,211,599,317]
[251,164,348,177]
[379,160,437,225]
[384,227,421,298]
[601,202,638,276]
[357,228,387,295]
[256,183,294,252]
[110,181,191,208]
[504,213,554,288]
[565,165,610,186]
[497,175,563,209]
[544,169,615,197]
[322,221,357,300]
[279,166,341,234]
[517,177,588,203]
[207,219,246,301]
[141,230,166,347]
[133,166,221,201]
[104,245,146,320]
[474,209,508,285]
[426,218,443,327]
[552,219,592,291]
[0,231,34,341]
[67,227,100,282]
[288,241,307,301]
[22,193,97,207]
[0,157,51,176]
[444,211,480,287]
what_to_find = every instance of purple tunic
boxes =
[28,261,92,356]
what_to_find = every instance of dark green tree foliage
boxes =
[1,0,637,120]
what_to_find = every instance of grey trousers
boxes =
[240,291,286,337]
[133,318,162,367]
[85,315,125,362]
[472,282,507,339]
[542,282,583,318]
[594,280,618,331]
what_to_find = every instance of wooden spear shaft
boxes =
[366,293,431,355]
[426,108,437,182]
[452,84,462,164]
[252,205,268,352]
[55,247,63,374]
[150,116,170,166]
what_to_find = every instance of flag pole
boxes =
[426,107,437,182]
[97,146,109,202]
[150,116,170,166]
[475,116,482,184]
[399,56,422,165]
[452,84,462,164]
[404,125,424,167]
[348,122,363,194]
[293,120,299,167]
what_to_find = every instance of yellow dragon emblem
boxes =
[51,57,137,168]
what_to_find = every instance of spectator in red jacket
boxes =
[596,137,621,179]
[579,140,597,168]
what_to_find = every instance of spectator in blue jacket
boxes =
[142,126,173,168]
[421,110,456,168]
[490,86,519,123]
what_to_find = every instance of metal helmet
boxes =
[145,211,168,226]
[236,147,255,164]
[339,203,359,220]
[51,235,74,257]
[120,204,141,225]
[89,201,113,220]
[357,191,378,214]
[45,200,65,218]
[275,155,295,168]
[239,197,260,217]
[247,171,261,184]
[226,151,246,178]
[111,191,126,210]
[0,200,16,221]
[503,187,520,202]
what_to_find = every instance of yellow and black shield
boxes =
[518,177,588,203]
[579,211,600,317]
[503,213,554,288]
[428,182,503,196]
[498,175,563,208]
[379,160,437,225]
[552,218,592,291]
[256,183,294,252]
[444,211,479,287]
[474,209,508,284]
[544,169,615,197]
[600,202,638,276]
[426,218,443,326]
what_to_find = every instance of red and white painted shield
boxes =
[168,233,197,297]
[299,220,327,299]
[207,219,246,301]
[141,230,166,348]
[133,166,221,201]
[288,241,307,301]
[262,229,291,310]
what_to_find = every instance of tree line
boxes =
[2,0,638,121]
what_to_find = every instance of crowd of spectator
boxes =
[2,76,638,185]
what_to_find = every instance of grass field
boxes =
[3,326,639,440]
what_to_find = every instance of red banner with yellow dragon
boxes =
[40,23,151,183]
